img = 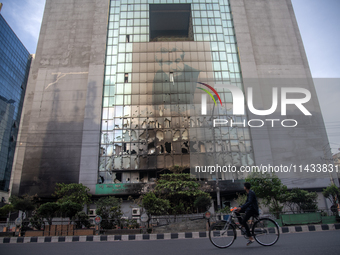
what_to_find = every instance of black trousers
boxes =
[235,209,257,237]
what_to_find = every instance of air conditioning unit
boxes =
[88,209,96,216]
[132,208,140,216]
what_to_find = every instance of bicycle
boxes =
[209,207,280,248]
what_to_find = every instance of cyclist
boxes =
[235,182,259,246]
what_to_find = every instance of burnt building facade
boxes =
[10,0,335,202]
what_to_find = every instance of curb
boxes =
[1,223,339,244]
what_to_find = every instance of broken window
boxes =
[131,172,139,183]
[182,141,189,153]
[169,72,174,83]
[140,172,147,183]
[182,129,188,140]
[148,142,156,154]
[164,118,171,128]
[173,130,180,141]
[122,156,131,169]
[156,130,164,141]
[123,172,131,183]
[165,142,172,153]
[149,4,194,41]
[114,156,122,169]
[126,35,130,43]
[113,172,122,183]
[125,73,129,83]
[148,171,157,182]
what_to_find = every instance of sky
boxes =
[0,0,339,153]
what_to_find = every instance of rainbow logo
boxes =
[197,82,223,106]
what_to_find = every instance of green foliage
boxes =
[95,196,122,229]
[37,202,60,225]
[285,188,318,213]
[30,212,43,230]
[169,165,188,173]
[245,172,287,218]
[217,206,230,214]
[142,192,170,217]
[0,204,14,217]
[53,183,91,206]
[234,192,247,206]
[74,211,91,229]
[322,184,340,206]
[9,195,37,216]
[154,173,209,215]
[129,219,139,229]
[59,201,83,219]
[193,193,212,212]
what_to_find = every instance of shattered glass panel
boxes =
[182,129,189,140]
[173,130,181,141]
[156,130,164,141]
[100,3,255,184]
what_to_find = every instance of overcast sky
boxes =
[1,0,339,153]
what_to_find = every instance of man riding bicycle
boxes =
[236,182,259,246]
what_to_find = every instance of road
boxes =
[1,230,339,255]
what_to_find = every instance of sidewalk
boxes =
[1,223,339,244]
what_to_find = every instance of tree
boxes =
[169,165,188,174]
[285,188,318,213]
[95,196,122,229]
[74,211,91,229]
[234,192,247,207]
[59,201,83,220]
[9,194,37,219]
[322,184,340,214]
[193,193,212,212]
[154,173,209,215]
[141,192,170,228]
[245,172,287,218]
[30,211,43,230]
[37,202,60,225]
[0,204,14,218]
[53,183,91,206]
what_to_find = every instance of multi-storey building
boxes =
[9,0,336,212]
[0,12,31,201]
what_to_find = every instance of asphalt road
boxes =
[1,230,339,255]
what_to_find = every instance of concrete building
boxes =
[0,10,31,202]
[9,0,336,214]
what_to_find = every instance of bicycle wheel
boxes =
[209,220,236,248]
[252,218,280,246]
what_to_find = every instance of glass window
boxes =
[134,19,140,26]
[195,26,202,33]
[121,12,127,19]
[194,18,201,25]
[116,84,124,95]
[119,43,126,52]
[127,19,133,26]
[116,95,124,105]
[127,26,133,34]
[120,27,127,34]
[118,53,125,63]
[126,53,132,62]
